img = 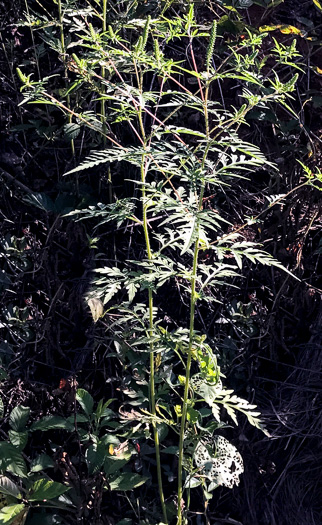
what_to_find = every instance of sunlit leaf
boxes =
[0,504,25,525]
[313,0,322,10]
[279,25,303,35]
[0,477,21,499]
[28,480,70,501]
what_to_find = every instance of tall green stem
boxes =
[139,105,168,523]
[101,0,112,203]
[57,0,77,191]
[176,240,199,522]
[101,0,107,138]
[177,75,211,525]
[58,0,72,139]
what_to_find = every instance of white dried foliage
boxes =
[194,436,243,489]
[87,297,104,323]
[190,375,205,391]
[190,374,222,392]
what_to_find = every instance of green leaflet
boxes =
[30,416,74,432]
[0,476,21,499]
[28,480,70,502]
[9,406,30,433]
[0,443,27,479]
[108,473,149,491]
[76,389,94,419]
[0,504,26,525]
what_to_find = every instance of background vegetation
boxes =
[0,1,321,524]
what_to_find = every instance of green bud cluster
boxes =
[206,20,217,71]
[135,36,143,53]
[154,40,161,68]
[89,23,96,42]
[142,15,151,51]
[108,25,115,40]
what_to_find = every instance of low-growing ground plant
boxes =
[0,388,150,524]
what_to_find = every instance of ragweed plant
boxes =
[15,1,313,523]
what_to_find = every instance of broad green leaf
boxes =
[0,476,21,499]
[157,423,168,442]
[0,443,27,478]
[85,442,106,475]
[0,504,25,524]
[9,407,30,433]
[184,476,202,489]
[28,480,70,502]
[8,432,28,452]
[95,399,115,422]
[99,435,120,446]
[109,473,149,491]
[30,416,74,432]
[30,454,55,473]
[98,410,115,427]
[186,408,200,424]
[76,390,94,419]
[104,453,131,476]
[66,414,89,425]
